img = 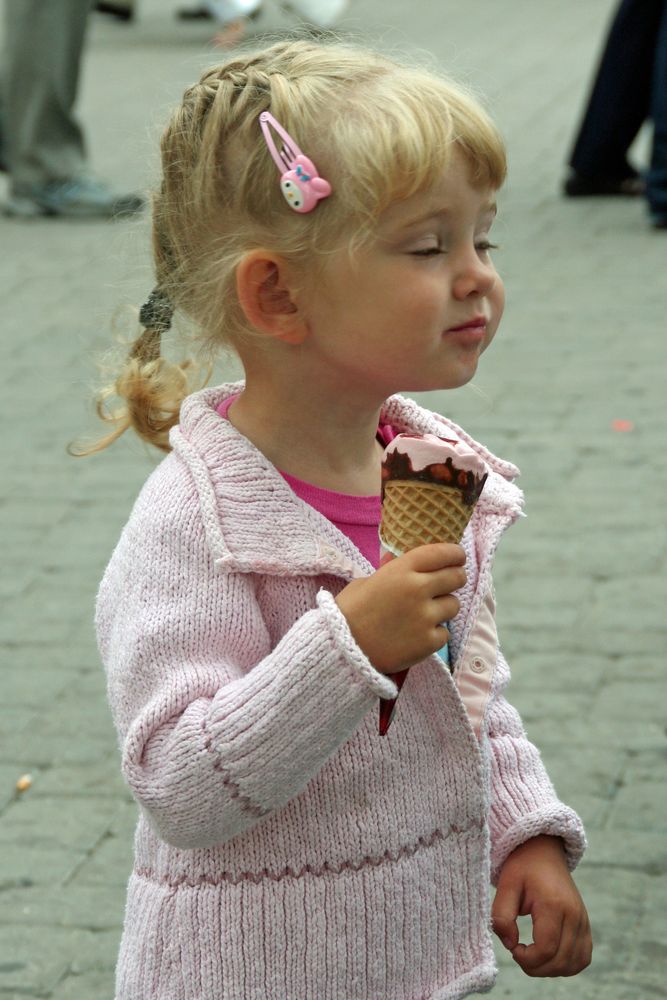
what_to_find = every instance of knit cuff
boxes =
[316,588,398,701]
[490,804,587,884]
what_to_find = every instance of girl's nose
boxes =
[452,253,497,300]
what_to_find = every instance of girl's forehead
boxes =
[378,163,498,233]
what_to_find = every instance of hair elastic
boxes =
[259,111,332,213]
[139,287,174,333]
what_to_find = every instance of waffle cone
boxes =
[380,479,474,554]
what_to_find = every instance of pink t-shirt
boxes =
[216,395,397,568]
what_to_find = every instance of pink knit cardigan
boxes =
[96,383,586,1000]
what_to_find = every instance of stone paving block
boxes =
[0,796,120,855]
[586,578,667,632]
[70,836,134,891]
[534,743,627,803]
[508,651,611,693]
[2,712,117,769]
[1,642,94,678]
[18,582,96,627]
[68,801,136,889]
[622,747,667,784]
[585,828,667,876]
[521,714,664,754]
[575,866,665,978]
[49,969,118,1000]
[0,925,117,998]
[492,577,593,631]
[3,665,78,710]
[22,762,127,802]
[581,623,667,659]
[609,649,665,684]
[606,781,667,834]
[590,680,667,724]
[0,885,123,932]
[509,620,663,659]
[0,840,85,892]
[0,608,76,647]
[502,687,594,726]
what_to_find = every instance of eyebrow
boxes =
[397,201,498,231]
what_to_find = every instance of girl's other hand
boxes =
[492,835,593,978]
[334,543,466,674]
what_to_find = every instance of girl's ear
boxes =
[236,251,309,345]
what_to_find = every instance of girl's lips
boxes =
[447,316,487,332]
[444,318,487,346]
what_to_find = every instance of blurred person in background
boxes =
[0,0,143,218]
[207,0,349,46]
[563,0,667,229]
[94,0,349,46]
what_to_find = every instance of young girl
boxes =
[90,39,592,999]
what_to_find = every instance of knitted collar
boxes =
[170,382,523,577]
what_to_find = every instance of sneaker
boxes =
[563,171,645,197]
[176,4,214,18]
[4,177,144,218]
[285,0,348,26]
[651,213,667,230]
[205,0,261,20]
[94,2,134,20]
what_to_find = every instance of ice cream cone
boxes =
[378,434,487,735]
[379,480,474,554]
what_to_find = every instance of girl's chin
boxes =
[401,375,477,394]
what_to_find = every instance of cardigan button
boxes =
[470,656,487,674]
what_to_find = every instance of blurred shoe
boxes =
[651,213,667,230]
[206,0,261,19]
[4,177,144,219]
[206,0,262,46]
[176,4,214,18]
[285,0,348,26]
[563,171,645,197]
[94,1,134,20]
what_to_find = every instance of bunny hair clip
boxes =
[259,111,332,213]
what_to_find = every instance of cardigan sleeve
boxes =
[96,467,396,851]
[485,646,587,884]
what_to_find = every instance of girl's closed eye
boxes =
[412,240,499,257]
[476,239,500,254]
[412,243,446,257]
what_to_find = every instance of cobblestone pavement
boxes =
[1,0,666,997]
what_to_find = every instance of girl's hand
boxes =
[492,835,592,977]
[334,543,466,674]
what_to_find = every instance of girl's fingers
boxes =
[405,543,466,573]
[420,566,467,599]
[514,904,592,977]
[491,884,521,953]
[431,594,461,623]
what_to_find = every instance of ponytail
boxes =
[69,289,207,457]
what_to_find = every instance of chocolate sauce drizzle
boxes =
[382,448,487,507]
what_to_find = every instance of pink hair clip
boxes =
[259,111,332,214]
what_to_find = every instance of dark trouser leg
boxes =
[3,0,94,192]
[568,0,665,179]
[647,1,667,215]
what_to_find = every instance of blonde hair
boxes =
[78,38,506,454]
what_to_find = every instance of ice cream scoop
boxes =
[378,433,488,734]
